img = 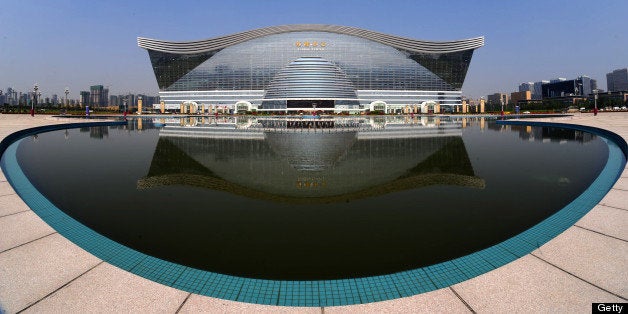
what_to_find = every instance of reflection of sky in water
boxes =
[15,117,609,280]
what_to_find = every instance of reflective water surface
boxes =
[16,116,608,280]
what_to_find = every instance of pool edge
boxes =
[0,114,626,312]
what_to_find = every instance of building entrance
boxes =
[287,99,334,109]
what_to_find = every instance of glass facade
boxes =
[542,76,597,98]
[262,56,360,109]
[143,29,480,110]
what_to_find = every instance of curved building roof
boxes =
[138,24,484,54]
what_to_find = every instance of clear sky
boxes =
[1,0,626,100]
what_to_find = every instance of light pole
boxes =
[500,98,504,117]
[593,89,598,116]
[64,87,69,113]
[32,84,38,116]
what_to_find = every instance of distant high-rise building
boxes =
[136,94,159,108]
[52,94,58,105]
[126,94,136,110]
[6,87,18,106]
[80,91,90,106]
[89,85,109,107]
[6,88,12,105]
[20,93,28,105]
[487,93,509,105]
[511,91,532,105]
[518,82,534,93]
[606,68,628,92]
[581,76,597,96]
[533,81,549,100]
[542,76,597,98]
[89,86,101,106]
[550,78,567,83]
[109,95,119,108]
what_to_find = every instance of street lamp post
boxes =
[500,98,504,117]
[593,90,598,116]
[64,87,69,113]
[32,84,38,117]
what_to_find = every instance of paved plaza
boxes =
[0,113,626,313]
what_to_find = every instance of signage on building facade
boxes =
[295,41,327,51]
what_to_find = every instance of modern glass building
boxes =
[138,24,484,113]
[542,76,597,99]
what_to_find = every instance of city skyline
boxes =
[1,0,627,100]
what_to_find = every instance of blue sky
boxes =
[1,0,626,99]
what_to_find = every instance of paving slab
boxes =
[533,227,627,298]
[22,263,188,314]
[0,194,31,217]
[0,182,15,197]
[576,205,628,241]
[0,170,6,182]
[453,254,624,313]
[325,287,471,313]
[0,233,101,313]
[178,294,321,314]
[612,178,628,191]
[599,189,628,210]
[0,211,55,252]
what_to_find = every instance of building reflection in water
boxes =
[137,116,488,203]
[79,126,109,139]
[483,120,596,143]
[132,115,596,203]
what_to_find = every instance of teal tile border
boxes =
[0,120,626,307]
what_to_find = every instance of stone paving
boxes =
[0,113,626,313]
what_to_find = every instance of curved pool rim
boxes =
[1,120,626,307]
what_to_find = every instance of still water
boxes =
[15,116,608,280]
